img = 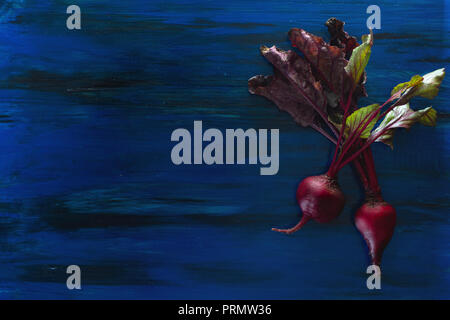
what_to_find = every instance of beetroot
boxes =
[248,18,444,269]
[353,149,396,266]
[355,199,396,265]
[272,174,345,234]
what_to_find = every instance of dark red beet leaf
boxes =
[325,17,358,59]
[324,18,367,109]
[248,73,319,128]
[288,27,348,98]
[248,18,366,135]
[248,46,327,128]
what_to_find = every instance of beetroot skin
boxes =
[355,200,396,265]
[272,174,346,234]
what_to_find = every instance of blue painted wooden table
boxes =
[0,0,448,299]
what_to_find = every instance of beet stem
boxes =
[353,154,369,190]
[329,87,355,176]
[310,123,337,144]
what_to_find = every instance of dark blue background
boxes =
[0,0,448,299]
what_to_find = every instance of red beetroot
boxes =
[355,198,396,265]
[249,19,444,269]
[272,174,345,234]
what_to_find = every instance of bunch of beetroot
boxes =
[248,18,445,266]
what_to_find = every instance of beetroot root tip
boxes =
[271,215,311,235]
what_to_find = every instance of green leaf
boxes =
[391,75,423,96]
[344,30,373,85]
[417,107,437,126]
[371,103,437,148]
[346,103,380,139]
[414,68,446,99]
[391,68,445,103]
